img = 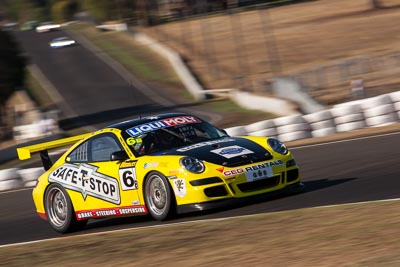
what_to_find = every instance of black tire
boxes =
[144,171,176,221]
[44,183,87,233]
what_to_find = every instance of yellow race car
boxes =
[17,113,303,233]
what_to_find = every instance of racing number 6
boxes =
[119,168,138,190]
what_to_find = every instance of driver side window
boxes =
[90,135,122,162]
[67,133,123,163]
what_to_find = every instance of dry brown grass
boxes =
[142,0,400,105]
[2,200,400,266]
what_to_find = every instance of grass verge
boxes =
[2,200,400,266]
[25,70,53,109]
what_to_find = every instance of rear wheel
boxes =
[45,183,87,233]
[144,172,175,221]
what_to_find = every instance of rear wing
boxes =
[17,133,91,170]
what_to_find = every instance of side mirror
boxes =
[110,150,129,161]
[221,129,228,136]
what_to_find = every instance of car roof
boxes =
[106,112,198,132]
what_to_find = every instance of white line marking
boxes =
[1,197,399,249]
[291,131,400,150]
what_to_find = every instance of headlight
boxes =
[267,138,288,155]
[180,157,205,174]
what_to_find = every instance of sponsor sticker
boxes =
[126,116,201,137]
[120,161,136,168]
[177,138,235,152]
[126,137,142,146]
[173,178,187,198]
[76,205,147,220]
[220,167,245,177]
[49,163,120,204]
[245,160,283,182]
[219,160,284,178]
[245,167,273,182]
[119,162,138,191]
[211,145,254,159]
[144,162,159,169]
[168,169,182,175]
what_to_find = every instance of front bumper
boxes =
[176,181,305,214]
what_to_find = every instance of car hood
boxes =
[155,137,272,167]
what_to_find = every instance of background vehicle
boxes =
[36,22,61,33]
[49,37,76,48]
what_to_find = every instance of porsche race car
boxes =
[17,113,303,233]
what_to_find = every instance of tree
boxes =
[81,0,137,22]
[82,0,114,22]
[51,0,79,23]
[0,29,26,107]
[0,29,26,134]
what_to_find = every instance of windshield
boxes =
[125,119,228,156]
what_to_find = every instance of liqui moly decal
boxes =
[49,163,120,204]
[126,116,201,137]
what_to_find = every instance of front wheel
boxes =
[44,183,87,233]
[144,172,175,221]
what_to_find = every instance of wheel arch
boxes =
[43,182,79,219]
[142,170,177,204]
[142,170,177,220]
[43,182,87,233]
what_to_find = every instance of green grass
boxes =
[95,35,165,82]
[68,24,182,88]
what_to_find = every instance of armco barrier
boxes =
[1,91,400,192]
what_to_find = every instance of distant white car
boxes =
[2,22,18,31]
[49,37,76,48]
[36,22,61,33]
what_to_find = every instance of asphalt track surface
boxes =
[14,29,212,131]
[1,30,400,246]
[1,132,400,245]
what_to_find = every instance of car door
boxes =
[62,132,144,218]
